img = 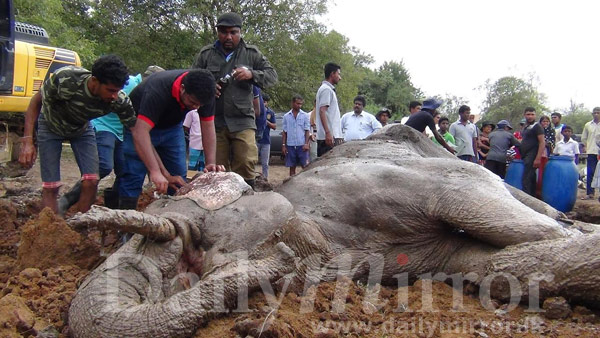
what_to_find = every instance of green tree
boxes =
[479,75,548,128]
[14,0,98,65]
[263,30,371,113]
[560,100,591,134]
[358,61,421,120]
[431,94,469,122]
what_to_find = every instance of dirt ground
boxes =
[0,151,599,337]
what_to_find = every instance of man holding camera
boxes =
[192,12,277,188]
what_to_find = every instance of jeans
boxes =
[37,114,98,187]
[96,131,124,187]
[60,130,122,207]
[257,142,271,178]
[119,123,187,198]
[587,154,598,196]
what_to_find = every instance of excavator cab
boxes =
[0,0,15,95]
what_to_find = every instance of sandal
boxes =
[581,195,594,200]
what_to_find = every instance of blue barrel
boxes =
[505,159,524,190]
[542,155,578,212]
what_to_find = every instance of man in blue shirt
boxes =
[257,93,276,180]
[282,95,310,176]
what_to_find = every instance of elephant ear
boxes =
[174,172,252,210]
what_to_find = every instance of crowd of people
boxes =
[16,10,599,220]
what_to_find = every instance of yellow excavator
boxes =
[0,0,80,163]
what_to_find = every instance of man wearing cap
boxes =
[484,120,520,178]
[405,98,456,154]
[340,95,381,141]
[449,105,478,161]
[376,108,392,127]
[192,12,277,188]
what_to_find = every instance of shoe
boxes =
[581,195,594,200]
[118,196,139,210]
[103,188,119,209]
[244,179,255,190]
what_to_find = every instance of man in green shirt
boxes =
[19,55,136,215]
[432,116,456,149]
[192,12,277,187]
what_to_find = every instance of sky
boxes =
[319,0,600,112]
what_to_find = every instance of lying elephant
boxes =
[68,124,600,338]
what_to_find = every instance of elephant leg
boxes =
[482,232,600,308]
[433,181,571,248]
[69,242,296,338]
[504,183,565,220]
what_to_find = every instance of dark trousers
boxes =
[522,152,537,197]
[484,159,507,179]
[587,154,598,196]
[317,140,332,157]
[317,138,343,157]
[458,155,474,162]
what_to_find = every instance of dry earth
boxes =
[0,149,599,337]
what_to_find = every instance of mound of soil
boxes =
[0,293,50,337]
[16,208,102,271]
[2,265,87,334]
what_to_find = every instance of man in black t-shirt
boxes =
[405,98,456,155]
[520,107,545,197]
[119,69,225,209]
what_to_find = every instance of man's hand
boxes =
[447,147,457,155]
[165,174,187,192]
[18,139,37,168]
[282,144,288,156]
[325,131,334,147]
[215,83,222,98]
[149,171,169,194]
[204,164,226,173]
[233,67,252,81]
[302,144,310,152]
[533,157,541,168]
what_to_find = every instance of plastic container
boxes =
[542,155,578,212]
[504,159,524,191]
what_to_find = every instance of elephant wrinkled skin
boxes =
[68,124,600,338]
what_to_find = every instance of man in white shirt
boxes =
[581,107,600,199]
[316,62,343,157]
[554,125,580,162]
[449,105,478,162]
[340,95,381,141]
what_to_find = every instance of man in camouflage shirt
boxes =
[192,12,277,188]
[19,55,136,215]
